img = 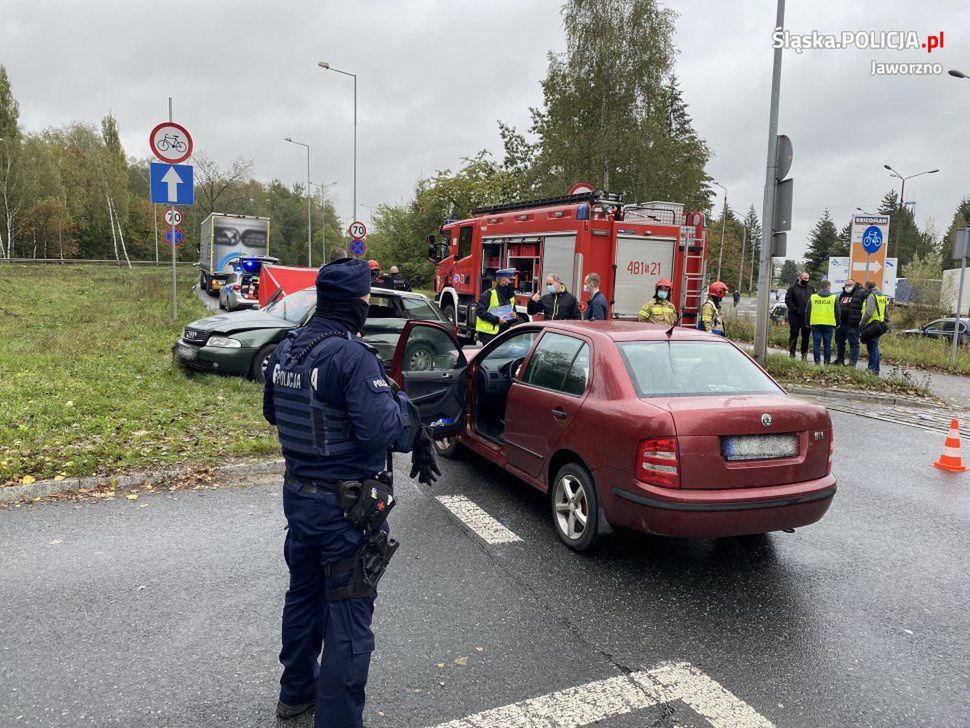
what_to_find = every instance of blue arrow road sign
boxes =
[862,225,883,254]
[150,162,194,206]
[350,238,366,256]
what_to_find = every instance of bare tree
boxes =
[195,152,254,215]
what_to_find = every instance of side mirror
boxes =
[427,234,438,262]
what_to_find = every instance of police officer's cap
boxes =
[496,268,516,279]
[315,258,372,302]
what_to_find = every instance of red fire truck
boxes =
[428,188,708,339]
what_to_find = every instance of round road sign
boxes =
[164,209,183,226]
[165,227,185,245]
[350,238,366,257]
[862,225,883,254]
[348,221,367,239]
[569,182,595,195]
[150,122,193,164]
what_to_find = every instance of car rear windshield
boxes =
[401,296,448,322]
[264,289,316,323]
[617,341,781,398]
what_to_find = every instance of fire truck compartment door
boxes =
[612,236,676,318]
[541,234,578,292]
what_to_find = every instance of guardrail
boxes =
[0,258,196,266]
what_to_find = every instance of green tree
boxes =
[943,196,970,270]
[507,0,710,209]
[878,189,931,266]
[0,64,23,257]
[831,220,851,257]
[741,205,761,292]
[804,209,839,280]
[778,259,799,286]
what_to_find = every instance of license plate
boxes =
[721,434,798,461]
[178,344,197,361]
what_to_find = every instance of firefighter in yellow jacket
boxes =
[637,278,677,325]
[700,281,729,335]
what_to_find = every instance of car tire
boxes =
[432,436,460,459]
[403,341,436,372]
[550,462,600,553]
[251,344,277,384]
[442,303,457,329]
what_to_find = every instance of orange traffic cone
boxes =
[933,419,969,472]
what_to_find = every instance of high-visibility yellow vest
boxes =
[475,288,500,335]
[701,298,721,332]
[865,293,887,325]
[638,299,676,325]
[809,293,836,326]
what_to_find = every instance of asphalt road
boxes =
[2,411,968,727]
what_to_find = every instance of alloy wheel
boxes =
[554,474,588,541]
[408,347,434,372]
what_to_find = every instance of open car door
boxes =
[388,321,468,439]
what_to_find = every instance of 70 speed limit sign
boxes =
[164,209,183,226]
[348,221,367,239]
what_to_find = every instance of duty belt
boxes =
[284,472,341,495]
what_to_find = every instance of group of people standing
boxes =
[474,269,608,343]
[785,271,888,373]
[475,270,733,343]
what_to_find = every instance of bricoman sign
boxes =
[849,214,890,290]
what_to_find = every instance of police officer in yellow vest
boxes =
[637,278,677,325]
[804,278,841,365]
[860,280,889,374]
[475,268,516,344]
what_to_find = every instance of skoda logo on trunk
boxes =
[761,413,773,428]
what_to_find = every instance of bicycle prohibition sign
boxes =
[150,121,193,164]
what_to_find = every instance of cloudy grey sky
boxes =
[2,0,969,260]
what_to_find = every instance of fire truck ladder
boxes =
[470,190,622,216]
[680,244,707,326]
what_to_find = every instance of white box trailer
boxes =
[198,213,271,295]
[942,267,970,316]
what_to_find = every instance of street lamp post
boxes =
[285,137,313,266]
[318,61,357,222]
[882,164,939,258]
[713,181,727,282]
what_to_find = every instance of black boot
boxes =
[277,699,315,720]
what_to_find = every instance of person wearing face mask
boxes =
[582,272,608,320]
[785,272,814,360]
[527,273,581,321]
[262,257,439,726]
[834,277,866,366]
[700,281,728,334]
[637,279,677,325]
[475,268,517,344]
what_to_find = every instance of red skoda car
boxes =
[388,321,836,552]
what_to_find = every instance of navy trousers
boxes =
[280,479,378,728]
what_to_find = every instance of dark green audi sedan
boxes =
[174,287,451,383]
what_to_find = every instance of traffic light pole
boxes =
[753,0,785,363]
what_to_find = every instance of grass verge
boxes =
[760,354,932,398]
[724,310,970,376]
[1,265,277,486]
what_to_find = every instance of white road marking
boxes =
[435,495,522,545]
[430,661,773,728]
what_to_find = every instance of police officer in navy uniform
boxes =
[262,257,439,726]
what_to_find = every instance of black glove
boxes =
[409,427,440,486]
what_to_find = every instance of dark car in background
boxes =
[174,287,451,383]
[899,317,970,346]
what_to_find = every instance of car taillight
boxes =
[233,284,240,290]
[827,430,834,475]
[636,437,680,488]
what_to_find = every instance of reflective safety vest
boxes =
[475,288,500,335]
[271,334,359,458]
[700,298,722,333]
[809,293,837,326]
[638,299,677,325]
[865,293,887,325]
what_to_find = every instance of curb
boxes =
[0,458,285,505]
[785,385,939,409]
